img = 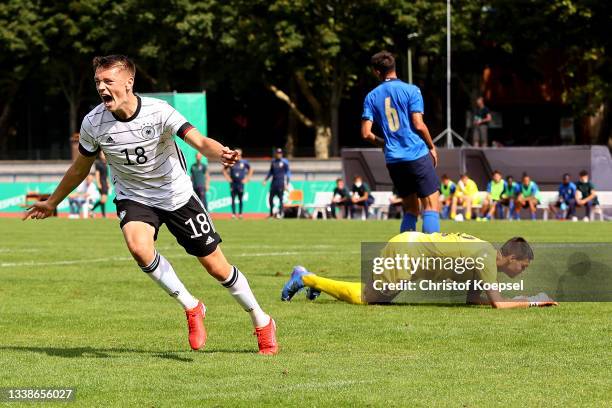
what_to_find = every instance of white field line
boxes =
[0,250,357,268]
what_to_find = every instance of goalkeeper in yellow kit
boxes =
[281,232,558,309]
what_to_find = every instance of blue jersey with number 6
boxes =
[362,79,429,163]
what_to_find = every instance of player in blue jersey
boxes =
[549,173,577,220]
[263,148,291,218]
[223,148,252,219]
[361,51,440,233]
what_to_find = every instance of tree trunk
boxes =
[329,69,344,157]
[330,103,339,157]
[285,79,298,158]
[58,65,85,140]
[596,100,612,149]
[68,98,78,137]
[294,71,332,159]
[0,85,18,156]
[314,122,332,159]
[0,101,13,156]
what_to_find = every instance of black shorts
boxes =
[270,186,284,196]
[231,183,244,194]
[99,183,109,195]
[518,198,539,208]
[386,154,440,198]
[115,196,222,257]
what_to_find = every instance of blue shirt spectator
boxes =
[265,156,290,189]
[558,181,577,203]
[264,148,291,217]
[264,149,291,190]
[550,173,578,220]
[230,159,251,187]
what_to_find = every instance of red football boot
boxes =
[254,318,278,355]
[185,302,207,350]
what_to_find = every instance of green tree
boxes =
[38,1,116,137]
[482,0,612,143]
[0,0,46,153]
[235,0,446,158]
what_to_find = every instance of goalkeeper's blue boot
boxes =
[306,287,321,301]
[281,265,311,301]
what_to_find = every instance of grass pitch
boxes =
[1,218,611,407]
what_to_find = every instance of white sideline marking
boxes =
[0,257,133,268]
[0,251,304,268]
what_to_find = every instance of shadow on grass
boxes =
[0,346,255,361]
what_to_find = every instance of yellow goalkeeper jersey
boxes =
[457,178,479,197]
[378,232,498,285]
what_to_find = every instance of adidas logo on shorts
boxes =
[205,236,215,246]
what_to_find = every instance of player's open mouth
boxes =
[101,94,113,105]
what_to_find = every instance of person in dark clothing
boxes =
[387,189,403,219]
[263,148,291,218]
[92,151,110,217]
[223,148,252,219]
[549,173,577,220]
[472,96,492,147]
[330,178,351,219]
[190,153,210,210]
[575,170,599,221]
[350,176,374,219]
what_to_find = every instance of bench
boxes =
[22,192,58,217]
[370,191,394,219]
[304,191,333,219]
[306,189,612,221]
[539,191,611,221]
[595,191,612,220]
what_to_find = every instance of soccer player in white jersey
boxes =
[24,55,278,355]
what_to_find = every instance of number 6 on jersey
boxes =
[384,97,400,132]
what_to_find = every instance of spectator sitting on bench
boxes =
[68,175,99,218]
[439,174,456,219]
[350,176,374,219]
[479,170,507,221]
[450,173,479,221]
[499,175,520,220]
[388,189,403,219]
[575,170,599,222]
[330,178,351,219]
[514,173,541,220]
[549,173,577,220]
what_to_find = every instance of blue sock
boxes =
[531,213,536,220]
[400,213,417,232]
[422,210,440,233]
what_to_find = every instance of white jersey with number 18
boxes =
[79,95,196,211]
